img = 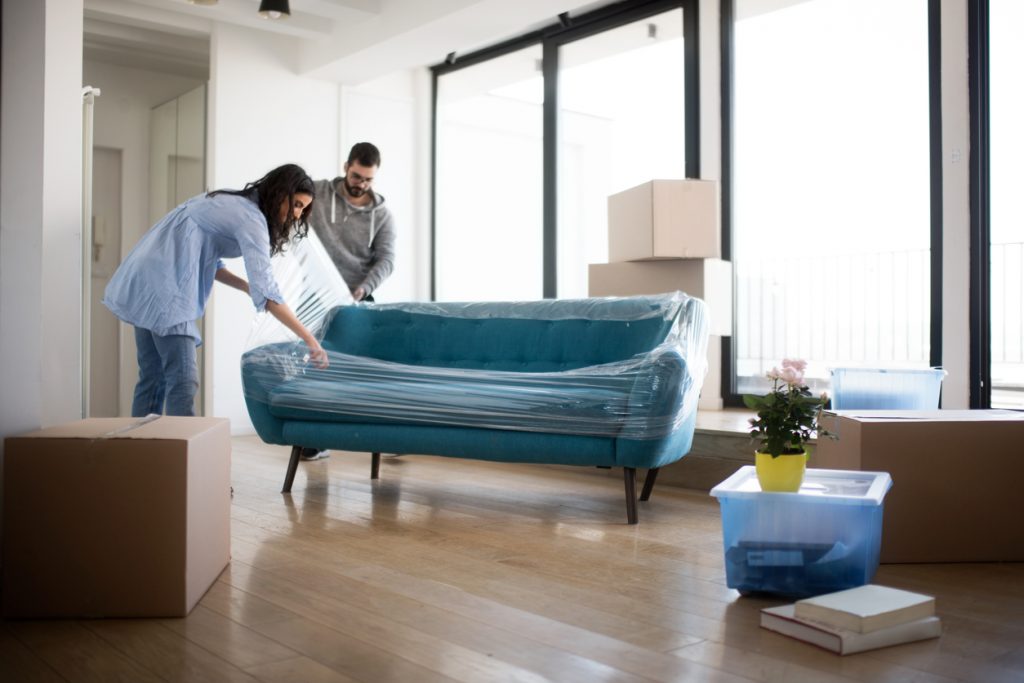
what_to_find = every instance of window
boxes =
[728,0,935,397]
[557,8,687,298]
[432,1,697,302]
[989,0,1024,408]
[434,46,544,301]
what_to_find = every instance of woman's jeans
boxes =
[132,327,198,417]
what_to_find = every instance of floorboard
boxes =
[2,436,1023,683]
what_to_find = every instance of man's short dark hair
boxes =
[348,142,381,168]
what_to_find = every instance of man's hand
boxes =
[352,286,367,301]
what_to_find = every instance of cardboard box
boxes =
[2,416,231,617]
[608,179,720,262]
[588,258,732,336]
[814,410,1024,563]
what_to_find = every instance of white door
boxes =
[89,146,122,416]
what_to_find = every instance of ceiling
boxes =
[83,0,617,84]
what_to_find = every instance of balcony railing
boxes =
[733,243,1024,407]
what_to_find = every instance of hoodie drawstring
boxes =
[332,187,378,248]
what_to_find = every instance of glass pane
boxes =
[435,46,544,301]
[990,0,1024,409]
[557,8,686,299]
[732,0,931,395]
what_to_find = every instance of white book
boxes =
[794,584,936,633]
[761,604,941,656]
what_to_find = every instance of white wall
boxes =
[1,0,84,436]
[940,0,971,409]
[340,69,423,303]
[698,0,724,411]
[207,23,340,434]
[82,61,205,415]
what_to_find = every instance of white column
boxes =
[940,0,970,408]
[1,0,85,439]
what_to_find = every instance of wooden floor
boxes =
[3,437,1024,683]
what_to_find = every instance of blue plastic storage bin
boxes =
[710,467,892,598]
[830,367,945,410]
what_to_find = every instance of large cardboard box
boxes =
[588,258,732,336]
[2,416,231,618]
[814,410,1024,563]
[608,179,720,262]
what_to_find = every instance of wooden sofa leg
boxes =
[371,452,381,479]
[640,468,660,502]
[624,467,638,525]
[282,445,302,493]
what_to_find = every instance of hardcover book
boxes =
[793,584,936,633]
[761,604,941,655]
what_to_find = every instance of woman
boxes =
[104,163,328,417]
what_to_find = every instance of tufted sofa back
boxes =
[319,299,680,372]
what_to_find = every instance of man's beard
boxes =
[344,179,366,198]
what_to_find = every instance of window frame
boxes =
[430,0,700,300]
[968,0,990,408]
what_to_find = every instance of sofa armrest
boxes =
[241,341,305,445]
[616,347,698,468]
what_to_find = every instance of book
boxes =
[793,584,936,633]
[761,604,941,655]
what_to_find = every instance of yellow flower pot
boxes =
[755,451,808,492]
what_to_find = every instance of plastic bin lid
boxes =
[709,467,892,505]
[829,366,947,376]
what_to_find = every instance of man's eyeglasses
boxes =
[348,171,374,187]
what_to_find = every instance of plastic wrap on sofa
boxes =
[241,292,708,440]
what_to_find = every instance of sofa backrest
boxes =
[319,296,686,372]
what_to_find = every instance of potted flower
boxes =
[743,358,828,492]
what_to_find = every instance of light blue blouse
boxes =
[103,192,284,344]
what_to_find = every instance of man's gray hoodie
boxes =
[309,177,395,296]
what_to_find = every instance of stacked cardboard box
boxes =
[588,179,732,337]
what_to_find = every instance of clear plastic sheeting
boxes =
[246,229,353,347]
[242,292,709,440]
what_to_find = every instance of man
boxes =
[299,142,396,460]
[310,142,396,303]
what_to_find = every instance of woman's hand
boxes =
[265,300,329,369]
[307,341,329,369]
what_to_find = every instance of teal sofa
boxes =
[241,293,708,523]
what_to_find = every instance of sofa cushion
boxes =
[266,371,631,436]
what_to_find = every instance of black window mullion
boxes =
[684,0,700,178]
[929,0,944,375]
[968,0,991,408]
[543,40,558,299]
[720,0,740,406]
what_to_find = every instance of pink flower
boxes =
[766,367,781,381]
[779,365,803,385]
[782,358,808,373]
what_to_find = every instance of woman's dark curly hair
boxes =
[209,164,315,255]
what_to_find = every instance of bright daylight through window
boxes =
[434,6,687,302]
[989,0,1024,409]
[557,8,686,299]
[435,46,544,301]
[732,0,931,395]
